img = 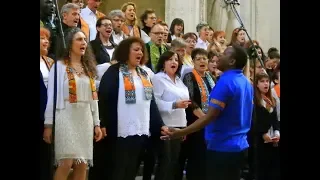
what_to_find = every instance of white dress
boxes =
[54,74,96,166]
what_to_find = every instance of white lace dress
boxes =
[54,74,99,166]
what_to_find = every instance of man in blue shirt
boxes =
[162,44,253,180]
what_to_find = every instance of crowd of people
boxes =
[40,0,280,180]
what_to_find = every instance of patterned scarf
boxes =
[192,69,215,113]
[121,24,140,38]
[120,64,153,104]
[65,59,98,103]
[149,42,166,71]
[42,56,54,70]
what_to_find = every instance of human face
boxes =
[164,53,179,76]
[72,0,84,9]
[128,42,143,67]
[173,47,186,58]
[217,47,234,71]
[193,54,208,73]
[237,30,246,44]
[257,77,270,94]
[207,30,214,43]
[174,24,183,36]
[63,8,80,27]
[87,0,101,11]
[184,37,196,55]
[97,19,113,38]
[111,16,124,33]
[71,32,87,56]
[125,5,136,21]
[215,35,226,45]
[40,0,55,17]
[199,26,209,40]
[40,35,49,56]
[208,55,219,73]
[251,61,264,75]
[162,25,169,42]
[144,13,157,28]
[150,24,165,46]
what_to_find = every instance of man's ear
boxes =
[229,58,236,66]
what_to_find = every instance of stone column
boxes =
[165,0,207,33]
[240,0,280,51]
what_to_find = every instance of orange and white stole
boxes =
[65,59,98,103]
[192,69,215,113]
[120,64,153,104]
[122,24,140,38]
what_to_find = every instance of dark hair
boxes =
[182,32,198,41]
[191,48,208,60]
[208,50,219,60]
[61,27,97,76]
[230,44,248,69]
[247,45,267,61]
[155,51,182,77]
[140,9,156,27]
[113,37,147,65]
[169,18,184,35]
[254,72,276,107]
[268,47,280,59]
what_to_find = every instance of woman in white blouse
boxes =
[151,51,191,180]
[40,27,54,87]
[98,37,168,180]
[43,28,102,180]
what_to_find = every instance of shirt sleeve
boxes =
[208,78,232,111]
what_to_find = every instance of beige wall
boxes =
[58,0,165,27]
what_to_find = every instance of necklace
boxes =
[71,64,85,76]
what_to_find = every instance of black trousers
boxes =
[142,136,162,180]
[111,135,147,180]
[40,139,53,180]
[154,138,182,180]
[185,130,207,180]
[206,149,248,180]
[256,142,280,180]
[88,138,112,180]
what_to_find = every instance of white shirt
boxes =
[111,31,126,45]
[151,72,189,127]
[40,61,49,87]
[195,37,209,50]
[80,6,98,41]
[117,73,151,138]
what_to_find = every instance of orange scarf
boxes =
[120,64,152,104]
[274,84,280,98]
[122,24,140,38]
[65,59,98,103]
[192,69,215,113]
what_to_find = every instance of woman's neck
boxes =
[70,53,82,65]
[125,19,134,26]
[197,70,205,77]
[40,55,43,62]
[167,72,176,83]
[200,36,206,42]
[100,34,111,45]
[128,63,137,70]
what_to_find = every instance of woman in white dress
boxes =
[43,28,103,180]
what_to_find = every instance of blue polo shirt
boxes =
[205,69,253,152]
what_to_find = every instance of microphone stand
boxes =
[225,1,265,180]
[50,0,66,178]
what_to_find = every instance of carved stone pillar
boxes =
[165,0,207,33]
[240,0,280,51]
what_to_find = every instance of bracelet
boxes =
[172,102,177,109]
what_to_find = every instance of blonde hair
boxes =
[121,2,138,26]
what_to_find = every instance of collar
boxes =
[220,69,242,77]
[82,6,96,15]
[158,72,179,82]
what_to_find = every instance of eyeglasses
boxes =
[185,40,196,44]
[112,18,125,23]
[151,32,165,36]
[101,23,112,28]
